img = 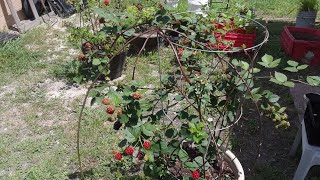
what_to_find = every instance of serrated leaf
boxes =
[174,94,184,101]
[194,156,204,164]
[124,129,136,142]
[252,68,261,73]
[284,67,298,72]
[92,58,101,66]
[145,150,154,162]
[178,149,189,162]
[231,59,240,66]
[278,107,287,113]
[182,50,193,59]
[251,87,260,94]
[269,58,281,68]
[142,125,155,137]
[283,81,295,87]
[119,114,129,124]
[297,64,308,70]
[307,76,320,86]
[261,54,273,63]
[240,61,250,70]
[123,28,135,36]
[269,77,282,85]
[274,72,287,83]
[268,94,280,103]
[184,162,198,170]
[287,60,299,67]
[257,61,269,68]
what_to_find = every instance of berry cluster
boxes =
[131,92,143,99]
[192,170,200,179]
[125,146,134,155]
[103,0,109,6]
[114,153,122,160]
[143,140,151,150]
[106,105,115,114]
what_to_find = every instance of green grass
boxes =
[124,48,174,85]
[228,0,320,19]
[0,39,42,80]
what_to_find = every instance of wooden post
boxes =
[27,0,40,22]
[5,0,22,32]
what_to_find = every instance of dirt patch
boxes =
[37,79,87,101]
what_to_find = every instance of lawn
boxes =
[0,1,320,180]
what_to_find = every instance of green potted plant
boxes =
[74,5,320,179]
[296,0,319,28]
[65,0,132,83]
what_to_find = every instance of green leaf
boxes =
[194,156,204,165]
[269,77,282,85]
[165,128,176,138]
[268,94,280,103]
[287,60,299,67]
[142,124,155,137]
[92,58,101,66]
[124,129,136,142]
[261,54,273,63]
[231,59,240,66]
[154,15,171,25]
[240,61,250,70]
[178,149,189,163]
[252,68,261,73]
[73,76,83,84]
[118,139,127,148]
[174,94,184,101]
[307,76,320,86]
[184,161,198,170]
[119,114,129,124]
[123,28,135,36]
[278,107,287,113]
[274,72,287,83]
[251,87,260,94]
[269,58,281,68]
[283,81,295,88]
[297,64,308,70]
[182,50,193,59]
[284,67,298,72]
[207,36,216,44]
[145,150,154,162]
[257,61,269,68]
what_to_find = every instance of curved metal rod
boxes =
[167,9,269,53]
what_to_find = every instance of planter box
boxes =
[280,26,320,65]
[207,31,256,50]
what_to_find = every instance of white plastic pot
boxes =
[223,149,245,180]
[165,0,208,12]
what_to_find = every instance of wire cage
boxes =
[77,6,269,180]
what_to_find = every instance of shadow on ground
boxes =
[232,21,320,180]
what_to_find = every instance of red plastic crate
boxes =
[207,31,256,50]
[280,26,320,65]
